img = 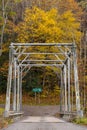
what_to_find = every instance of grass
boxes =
[0,108,4,115]
[0,107,13,129]
[73,117,87,125]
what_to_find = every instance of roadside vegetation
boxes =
[22,90,60,105]
[73,117,87,126]
[0,108,13,129]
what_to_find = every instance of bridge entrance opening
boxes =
[4,43,82,117]
[22,66,61,106]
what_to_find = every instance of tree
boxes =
[79,0,87,10]
[58,0,82,20]
[15,7,81,44]
[0,0,8,55]
[0,0,15,55]
[79,2,87,111]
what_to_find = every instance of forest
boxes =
[0,0,87,110]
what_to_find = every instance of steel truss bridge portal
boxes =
[4,43,82,117]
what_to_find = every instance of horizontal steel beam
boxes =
[20,64,63,67]
[13,52,69,55]
[11,43,74,46]
[18,60,65,62]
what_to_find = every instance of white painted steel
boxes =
[4,43,81,117]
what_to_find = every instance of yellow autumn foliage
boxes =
[15,7,81,44]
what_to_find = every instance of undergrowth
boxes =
[0,107,13,129]
[73,117,87,125]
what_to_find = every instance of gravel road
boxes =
[22,105,60,116]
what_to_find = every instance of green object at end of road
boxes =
[32,88,42,93]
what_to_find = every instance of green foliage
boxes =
[14,0,22,3]
[73,117,87,125]
[0,107,13,129]
[79,0,87,9]
[0,76,7,93]
[0,51,9,94]
[0,108,4,115]
[54,85,60,96]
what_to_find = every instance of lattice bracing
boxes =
[4,43,83,117]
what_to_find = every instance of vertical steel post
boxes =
[4,47,13,117]
[64,65,67,111]
[73,46,81,113]
[13,58,17,111]
[60,69,63,112]
[71,59,74,111]
[62,68,65,111]
[17,65,20,112]
[68,58,71,112]
[19,66,22,111]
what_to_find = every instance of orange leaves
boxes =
[58,0,82,19]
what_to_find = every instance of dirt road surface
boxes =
[22,105,60,116]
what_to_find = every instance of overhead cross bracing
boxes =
[10,43,73,68]
[4,43,83,117]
